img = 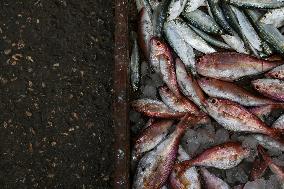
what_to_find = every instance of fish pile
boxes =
[130,0,284,188]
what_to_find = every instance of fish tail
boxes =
[257,145,273,165]
[175,160,194,177]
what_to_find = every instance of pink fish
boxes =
[197,52,282,81]
[266,64,284,80]
[200,168,230,189]
[133,114,205,189]
[169,146,201,189]
[159,85,210,124]
[149,37,180,96]
[204,98,283,138]
[131,99,185,118]
[176,142,250,174]
[252,79,284,102]
[176,58,206,111]
[198,77,275,106]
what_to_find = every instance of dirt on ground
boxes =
[0,0,114,188]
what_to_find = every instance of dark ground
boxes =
[0,0,114,188]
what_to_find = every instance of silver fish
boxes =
[130,32,140,91]
[165,18,216,54]
[184,0,206,13]
[164,20,196,74]
[226,0,284,9]
[260,7,284,28]
[167,0,187,21]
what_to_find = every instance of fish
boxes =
[226,0,284,9]
[136,0,152,13]
[258,145,284,186]
[272,114,284,129]
[130,32,140,91]
[204,98,283,138]
[260,7,284,28]
[184,0,205,13]
[138,7,154,59]
[169,146,201,189]
[220,33,248,54]
[190,25,231,50]
[182,9,224,35]
[133,119,174,160]
[131,99,186,118]
[176,142,250,172]
[200,167,230,189]
[164,20,196,74]
[249,104,284,121]
[198,77,275,106]
[253,113,284,152]
[149,37,180,96]
[159,86,211,125]
[196,52,283,81]
[167,0,187,21]
[249,158,268,181]
[149,0,166,10]
[152,0,169,37]
[252,79,284,102]
[133,114,203,189]
[176,58,206,111]
[165,19,216,54]
[230,6,262,53]
[207,0,235,35]
[266,64,284,80]
[245,9,284,55]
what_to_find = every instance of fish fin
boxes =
[174,160,194,177]
[249,158,268,181]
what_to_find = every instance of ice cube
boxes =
[141,85,157,99]
[214,128,230,144]
[243,179,266,189]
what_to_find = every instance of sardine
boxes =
[184,0,205,13]
[266,64,284,80]
[138,7,154,59]
[252,79,284,102]
[207,0,235,35]
[149,37,180,96]
[190,25,231,50]
[169,146,201,189]
[176,142,250,171]
[182,9,224,35]
[197,52,283,81]
[167,0,187,21]
[130,32,140,91]
[200,167,230,189]
[131,99,186,118]
[260,7,284,28]
[133,114,203,189]
[221,33,248,54]
[204,98,282,138]
[198,77,275,106]
[176,59,206,111]
[165,19,216,54]
[226,0,284,9]
[153,0,169,37]
[164,20,196,74]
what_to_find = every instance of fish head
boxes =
[251,79,264,92]
[150,37,167,56]
[204,98,222,110]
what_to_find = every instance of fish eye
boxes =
[211,99,217,104]
[275,73,279,78]
[156,41,161,46]
[255,85,260,90]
